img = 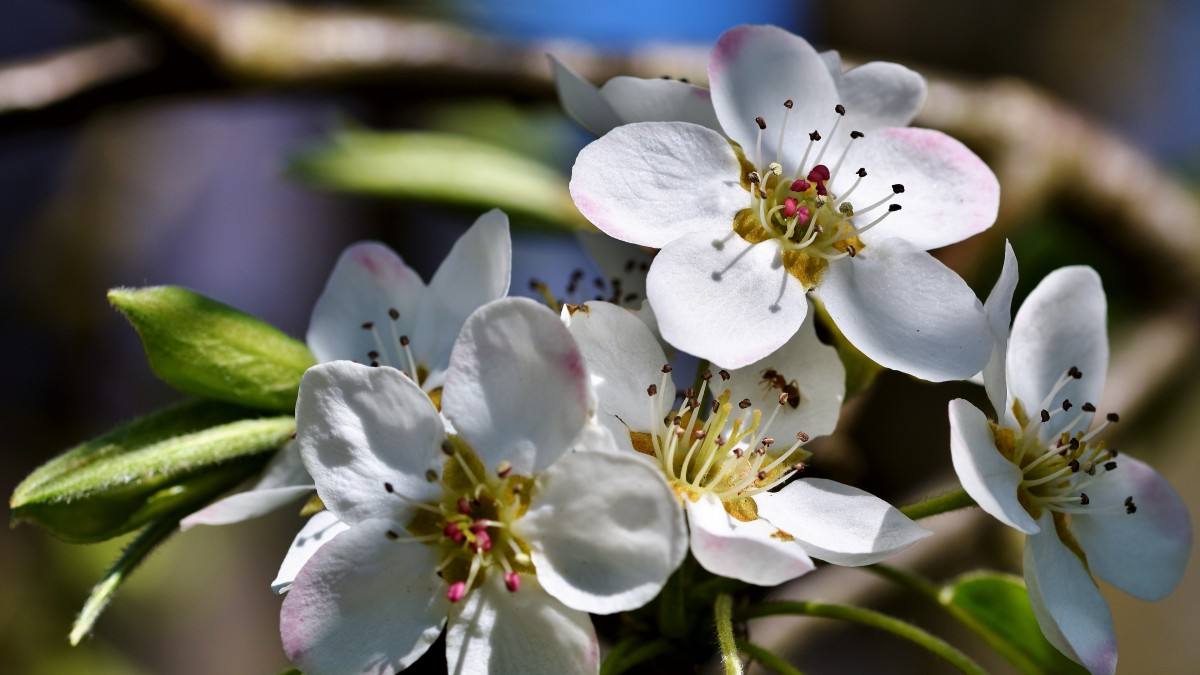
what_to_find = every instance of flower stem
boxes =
[735,639,806,675]
[738,601,987,675]
[714,593,744,675]
[899,488,976,520]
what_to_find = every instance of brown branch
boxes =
[0,35,159,114]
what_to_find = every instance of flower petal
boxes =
[838,62,927,131]
[708,25,838,172]
[306,242,424,366]
[686,493,815,586]
[599,76,722,131]
[648,233,808,370]
[816,238,992,382]
[575,232,655,307]
[723,302,845,441]
[569,121,745,248]
[564,300,671,435]
[518,444,686,613]
[280,520,447,675]
[413,209,512,374]
[548,54,622,136]
[820,50,843,79]
[181,443,313,529]
[296,361,444,525]
[1024,521,1118,675]
[446,573,599,675]
[983,241,1019,421]
[443,297,591,475]
[948,398,1040,534]
[754,478,931,566]
[1007,266,1108,439]
[272,510,351,594]
[1071,456,1191,601]
[836,127,999,251]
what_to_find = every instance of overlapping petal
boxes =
[548,55,623,136]
[837,61,927,132]
[686,494,815,585]
[273,510,351,594]
[982,242,1019,420]
[600,76,722,131]
[181,443,313,529]
[948,398,1040,534]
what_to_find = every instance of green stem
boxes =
[70,513,181,645]
[739,601,987,675]
[735,639,806,675]
[867,563,940,598]
[602,638,673,675]
[900,488,976,520]
[714,594,744,675]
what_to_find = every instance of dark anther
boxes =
[386,530,400,540]
[441,440,455,456]
[856,167,868,177]
[1107,412,1120,423]
[424,469,438,482]
[888,204,902,212]
[1124,496,1137,514]
[680,77,690,83]
[1068,366,1082,379]
[1062,399,1073,411]
[1079,493,1090,506]
[1105,461,1118,471]
[762,437,775,447]
[1068,459,1081,472]
[370,360,380,368]
[661,364,673,373]
[892,184,905,194]
[384,482,395,493]
[400,335,410,347]
[849,130,864,139]
[368,350,380,359]
[846,244,857,257]
[1040,409,1051,423]
[797,432,810,442]
[755,116,767,130]
[623,293,639,303]
[388,308,400,320]
[834,103,845,115]
[711,400,720,414]
[647,384,658,397]
[719,369,731,380]
[739,398,752,409]
[361,321,374,330]
[702,370,713,381]
[809,130,822,141]
[784,99,794,109]
[757,470,768,481]
[1082,402,1096,412]
[1069,437,1080,450]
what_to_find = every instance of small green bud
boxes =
[108,286,315,412]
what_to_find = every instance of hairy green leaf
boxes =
[109,286,315,411]
[290,130,589,231]
[11,400,294,542]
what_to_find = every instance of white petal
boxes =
[820,50,843,79]
[1071,456,1191,601]
[816,238,992,382]
[518,448,686,614]
[443,297,591,475]
[548,54,622,136]
[306,241,424,366]
[180,443,313,529]
[570,121,745,248]
[1024,521,1118,675]
[686,493,815,586]
[647,233,808,370]
[599,76,722,131]
[983,242,1019,420]
[754,478,931,566]
[708,25,838,171]
[280,520,447,675]
[564,300,671,435]
[836,127,999,251]
[838,62,927,131]
[296,361,444,525]
[446,574,599,675]
[1007,266,1108,439]
[723,303,845,441]
[413,209,512,374]
[272,510,351,594]
[948,398,1040,534]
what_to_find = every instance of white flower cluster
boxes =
[191,25,1189,675]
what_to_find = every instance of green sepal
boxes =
[940,571,1086,674]
[109,286,315,412]
[11,400,294,542]
[290,129,590,231]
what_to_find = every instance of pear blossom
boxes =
[563,300,929,585]
[948,245,1191,675]
[181,210,512,529]
[569,24,998,377]
[279,297,686,675]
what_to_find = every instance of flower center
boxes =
[991,366,1135,523]
[397,437,534,602]
[728,103,904,288]
[634,366,812,521]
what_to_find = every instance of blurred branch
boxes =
[0,35,158,114]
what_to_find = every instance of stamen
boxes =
[810,105,844,168]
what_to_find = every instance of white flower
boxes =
[568,25,998,377]
[948,244,1192,675]
[181,210,512,529]
[563,300,929,585]
[279,297,687,675]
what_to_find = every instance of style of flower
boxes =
[280,297,687,675]
[563,300,929,585]
[948,244,1192,675]
[568,24,998,378]
[181,210,512,529]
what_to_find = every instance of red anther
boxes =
[783,198,800,218]
[447,581,467,603]
[815,183,828,196]
[504,572,521,593]
[470,520,489,535]
[807,165,830,182]
[790,179,810,192]
[443,522,465,543]
[457,497,472,515]
[795,205,811,225]
[471,530,493,552]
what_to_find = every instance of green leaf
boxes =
[11,401,294,542]
[290,130,589,231]
[939,572,1086,675]
[109,286,315,411]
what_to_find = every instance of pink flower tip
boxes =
[471,530,493,552]
[504,572,521,593]
[447,581,467,603]
[443,522,465,543]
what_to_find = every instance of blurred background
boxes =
[2,1,1198,673]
